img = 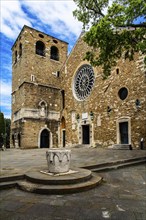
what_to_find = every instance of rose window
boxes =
[73,65,95,100]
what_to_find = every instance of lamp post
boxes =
[90,111,94,121]
[107,106,112,116]
[135,99,141,110]
[76,113,80,123]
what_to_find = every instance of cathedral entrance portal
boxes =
[119,122,129,144]
[82,125,90,144]
[40,129,50,148]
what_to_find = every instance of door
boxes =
[119,122,128,144]
[18,133,21,147]
[40,129,50,148]
[82,125,90,144]
[63,130,66,147]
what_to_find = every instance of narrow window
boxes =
[50,46,59,61]
[19,43,22,57]
[31,75,35,82]
[57,71,60,77]
[36,41,45,56]
[116,68,119,74]
[61,90,65,109]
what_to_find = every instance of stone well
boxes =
[46,148,71,174]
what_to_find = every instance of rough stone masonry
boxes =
[11,25,146,149]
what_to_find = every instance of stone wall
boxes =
[11,26,146,149]
[12,25,68,91]
[12,119,59,149]
[61,34,146,148]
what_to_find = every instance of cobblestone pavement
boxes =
[0,164,146,220]
[0,147,146,176]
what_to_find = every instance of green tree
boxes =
[5,118,11,148]
[0,112,6,148]
[73,0,146,78]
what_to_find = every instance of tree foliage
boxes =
[5,118,11,148]
[0,112,11,148]
[0,112,5,147]
[73,0,146,77]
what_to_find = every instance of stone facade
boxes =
[11,25,68,148]
[11,26,146,149]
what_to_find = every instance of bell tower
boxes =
[11,25,68,148]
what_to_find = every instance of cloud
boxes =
[1,0,82,40]
[1,80,11,96]
[21,0,82,38]
[0,80,11,115]
[1,0,32,39]
[0,0,82,119]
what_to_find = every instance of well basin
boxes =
[46,148,71,174]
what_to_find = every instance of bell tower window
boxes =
[36,41,45,56]
[50,46,59,61]
[61,90,65,109]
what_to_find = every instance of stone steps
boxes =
[17,174,102,195]
[83,157,146,172]
[91,159,146,172]
[110,144,131,149]
[0,167,102,194]
[25,167,92,185]
[1,157,145,194]
[0,181,17,190]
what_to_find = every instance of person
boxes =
[140,138,144,150]
[129,144,132,150]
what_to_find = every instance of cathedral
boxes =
[11,25,146,149]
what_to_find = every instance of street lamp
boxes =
[107,106,112,116]
[90,111,94,121]
[135,99,141,110]
[76,113,80,123]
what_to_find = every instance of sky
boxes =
[0,0,82,119]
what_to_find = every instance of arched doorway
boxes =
[40,129,50,148]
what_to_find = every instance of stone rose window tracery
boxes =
[73,64,95,101]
